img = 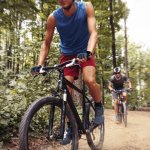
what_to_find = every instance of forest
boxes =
[0,0,150,147]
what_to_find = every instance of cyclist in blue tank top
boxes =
[32,0,104,145]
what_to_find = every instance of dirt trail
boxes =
[79,109,150,150]
[3,109,150,150]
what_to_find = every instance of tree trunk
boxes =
[109,0,117,68]
[124,18,129,77]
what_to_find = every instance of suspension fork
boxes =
[60,89,67,138]
[57,72,67,139]
[118,95,122,114]
[48,89,67,140]
[120,93,127,114]
[82,82,87,129]
[48,71,67,139]
[48,104,55,139]
[122,101,127,114]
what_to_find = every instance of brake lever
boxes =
[39,67,47,76]
[65,58,76,67]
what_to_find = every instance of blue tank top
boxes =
[53,2,89,55]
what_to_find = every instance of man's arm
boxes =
[85,2,97,54]
[108,81,114,91]
[127,79,132,89]
[124,75,132,89]
[38,14,56,66]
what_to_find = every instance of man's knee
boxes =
[114,99,118,104]
[122,92,127,97]
[84,78,98,88]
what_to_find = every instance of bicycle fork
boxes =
[122,101,127,114]
[48,90,67,140]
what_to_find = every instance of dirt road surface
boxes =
[3,109,150,150]
[79,109,150,150]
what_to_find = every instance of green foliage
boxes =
[128,43,150,107]
[1,0,150,145]
[0,0,58,144]
[0,70,27,142]
[0,65,60,143]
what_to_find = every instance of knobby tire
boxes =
[85,103,104,150]
[122,102,127,127]
[19,96,78,150]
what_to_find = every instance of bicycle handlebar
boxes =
[39,58,79,74]
[114,88,132,94]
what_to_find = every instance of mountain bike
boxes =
[115,89,130,127]
[19,58,104,150]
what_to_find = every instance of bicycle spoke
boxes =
[19,97,78,150]
[85,103,104,150]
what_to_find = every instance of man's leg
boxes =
[114,99,118,114]
[60,54,80,144]
[82,66,100,101]
[112,92,120,123]
[122,92,127,102]
[65,76,74,93]
[114,99,121,123]
[122,92,128,110]
[82,66,104,124]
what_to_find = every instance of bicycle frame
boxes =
[64,77,95,132]
[115,89,128,126]
[115,90,126,112]
[48,65,95,139]
[19,59,104,150]
[118,93,125,103]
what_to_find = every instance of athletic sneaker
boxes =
[94,106,104,124]
[62,128,72,145]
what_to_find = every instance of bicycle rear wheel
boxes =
[122,102,127,127]
[19,96,78,150]
[85,103,104,150]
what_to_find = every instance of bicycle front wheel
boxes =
[118,104,123,123]
[85,103,104,150]
[122,102,127,127]
[19,96,78,150]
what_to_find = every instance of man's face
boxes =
[115,72,121,78]
[58,0,74,10]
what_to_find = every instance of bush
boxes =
[0,69,56,144]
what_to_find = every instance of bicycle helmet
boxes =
[114,67,121,74]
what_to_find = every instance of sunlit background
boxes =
[123,0,150,50]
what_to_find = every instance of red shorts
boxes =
[60,54,96,79]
